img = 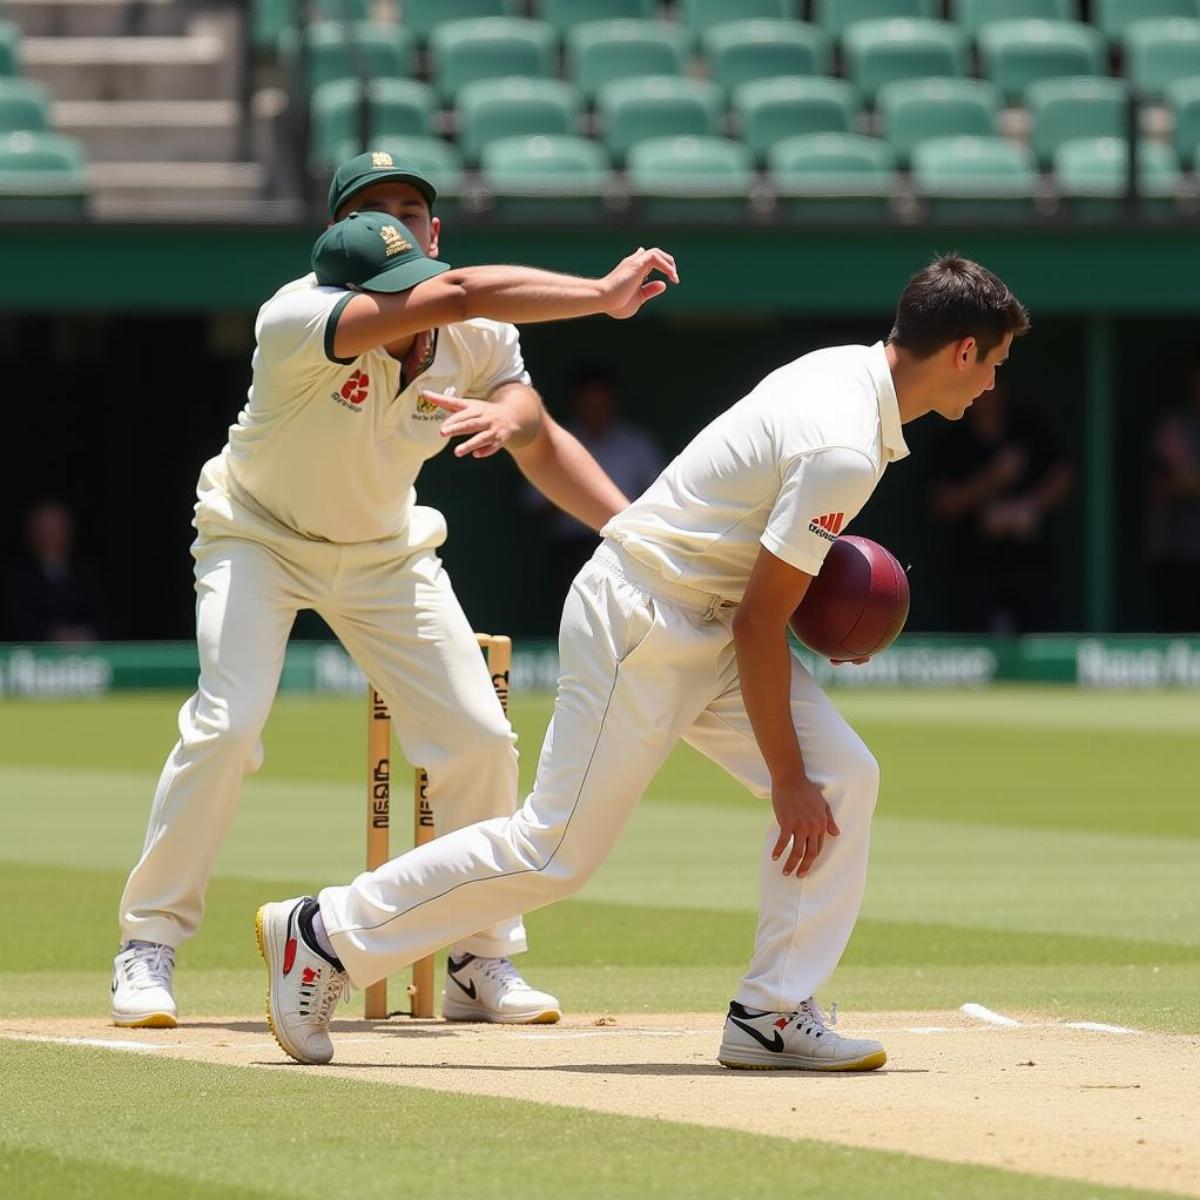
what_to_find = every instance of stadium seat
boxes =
[534,0,654,35]
[1124,18,1200,100]
[430,18,556,103]
[701,20,830,93]
[1166,76,1200,159]
[1055,136,1181,218]
[402,0,519,43]
[811,0,937,42]
[312,0,370,20]
[0,20,21,77]
[1094,0,1200,45]
[841,19,969,104]
[598,76,722,162]
[977,20,1106,104]
[1026,77,1127,166]
[0,78,50,133]
[457,77,581,165]
[311,79,436,171]
[733,76,858,162]
[950,0,1078,38]
[482,133,610,219]
[281,23,414,95]
[568,20,688,101]
[626,134,753,220]
[876,77,1000,167]
[682,0,799,41]
[330,134,464,207]
[253,0,294,53]
[911,135,1037,220]
[0,130,88,217]
[768,131,894,219]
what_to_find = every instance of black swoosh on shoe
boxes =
[728,1016,784,1053]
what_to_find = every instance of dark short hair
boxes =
[888,254,1030,360]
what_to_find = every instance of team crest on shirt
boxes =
[414,392,440,416]
[330,370,369,412]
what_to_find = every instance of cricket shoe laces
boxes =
[478,957,532,991]
[298,964,347,1024]
[121,942,175,992]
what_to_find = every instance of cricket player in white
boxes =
[112,151,678,1028]
[258,256,1028,1068]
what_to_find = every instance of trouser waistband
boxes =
[593,540,737,619]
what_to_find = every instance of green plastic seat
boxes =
[0,20,21,76]
[281,23,414,94]
[1124,18,1200,101]
[977,20,1105,104]
[626,134,753,220]
[483,133,610,219]
[911,134,1037,220]
[331,134,464,206]
[1055,136,1181,219]
[733,76,858,162]
[0,130,89,217]
[568,20,688,101]
[312,0,370,20]
[682,0,799,40]
[950,0,1078,38]
[598,76,721,161]
[768,131,894,218]
[842,19,968,104]
[457,77,581,165]
[1026,76,1127,166]
[430,17,556,103]
[1166,76,1200,159]
[1095,0,1200,44]
[534,0,653,35]
[876,77,1000,167]
[402,0,519,43]
[701,20,830,93]
[812,0,937,42]
[311,79,436,171]
[0,78,50,133]
[253,0,294,53]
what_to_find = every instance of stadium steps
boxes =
[1,0,184,39]
[86,159,266,215]
[54,99,241,161]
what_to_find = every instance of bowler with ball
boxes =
[256,254,1030,1070]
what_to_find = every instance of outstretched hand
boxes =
[601,247,679,320]
[423,391,522,459]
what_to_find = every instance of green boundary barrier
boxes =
[2,637,1199,699]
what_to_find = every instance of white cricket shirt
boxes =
[195,273,530,546]
[603,342,909,601]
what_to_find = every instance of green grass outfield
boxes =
[2,686,1197,1199]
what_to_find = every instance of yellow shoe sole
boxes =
[111,1012,176,1029]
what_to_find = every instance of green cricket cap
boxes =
[312,211,451,294]
[328,150,438,219]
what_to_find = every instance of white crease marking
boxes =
[960,1003,1022,1027]
[3,1033,166,1053]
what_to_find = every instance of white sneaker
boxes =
[442,954,561,1024]
[111,941,177,1028]
[718,999,886,1071]
[255,896,348,1064]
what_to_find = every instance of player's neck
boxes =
[383,333,418,360]
[885,342,937,424]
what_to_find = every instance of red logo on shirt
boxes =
[340,371,369,404]
[808,512,844,543]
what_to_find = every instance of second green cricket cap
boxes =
[328,150,438,219]
[312,211,451,294]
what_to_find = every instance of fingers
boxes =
[782,834,807,878]
[771,828,790,862]
[825,804,840,837]
[639,247,679,283]
[440,413,489,438]
[422,391,467,412]
[454,430,500,457]
[639,280,667,302]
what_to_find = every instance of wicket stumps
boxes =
[364,634,512,1020]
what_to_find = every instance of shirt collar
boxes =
[867,341,909,463]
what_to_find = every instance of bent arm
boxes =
[509,411,630,532]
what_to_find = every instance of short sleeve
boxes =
[467,320,532,396]
[761,447,879,575]
[255,285,356,377]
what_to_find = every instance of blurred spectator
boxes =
[1,500,106,642]
[930,381,1074,634]
[532,368,664,600]
[1148,359,1200,632]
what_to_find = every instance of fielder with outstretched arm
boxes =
[111,151,677,1030]
[257,255,1030,1069]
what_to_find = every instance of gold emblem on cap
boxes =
[371,151,394,168]
[379,224,413,257]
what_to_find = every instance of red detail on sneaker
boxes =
[302,966,320,985]
[775,1017,789,1030]
[283,938,297,976]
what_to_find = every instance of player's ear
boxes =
[955,336,976,369]
[427,215,441,259]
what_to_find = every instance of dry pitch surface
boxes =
[4,1009,1196,1199]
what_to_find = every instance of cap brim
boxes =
[335,171,437,216]
[358,256,451,294]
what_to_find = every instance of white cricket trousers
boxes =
[322,542,879,1012]
[119,532,525,959]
